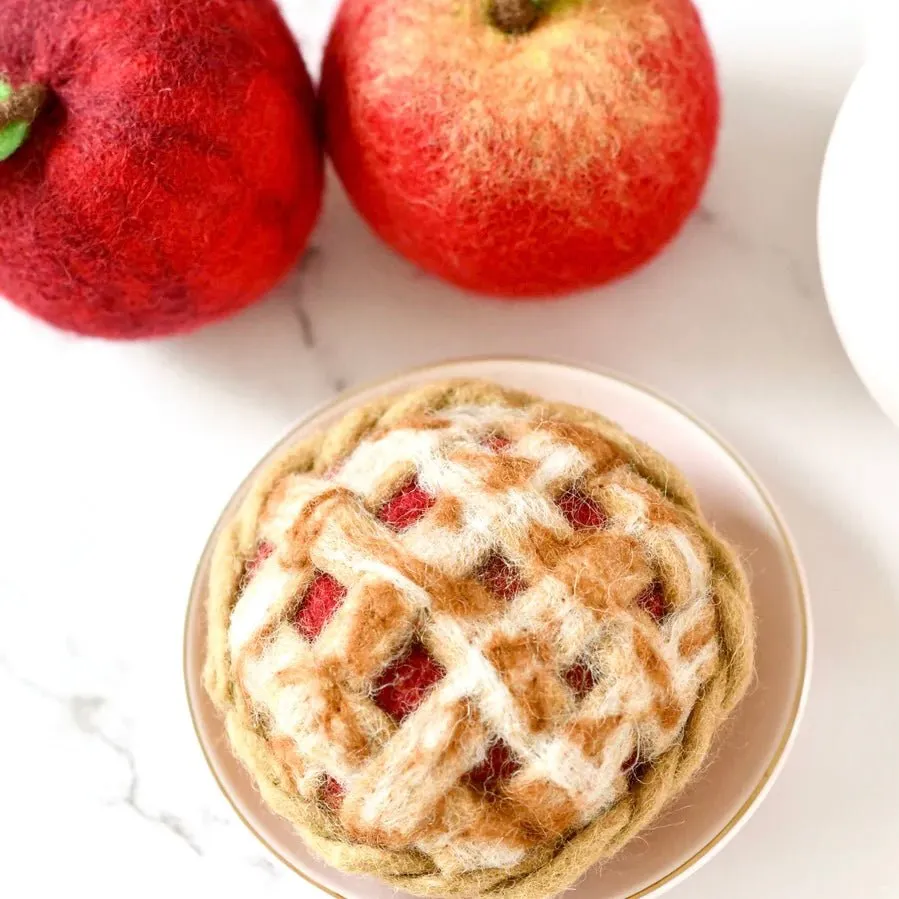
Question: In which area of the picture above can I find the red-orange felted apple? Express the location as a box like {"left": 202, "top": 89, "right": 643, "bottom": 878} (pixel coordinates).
{"left": 0, "top": 0, "right": 323, "bottom": 338}
{"left": 322, "top": 0, "right": 719, "bottom": 297}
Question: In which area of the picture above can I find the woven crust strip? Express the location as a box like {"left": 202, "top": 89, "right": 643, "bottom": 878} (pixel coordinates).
{"left": 204, "top": 379, "right": 754, "bottom": 899}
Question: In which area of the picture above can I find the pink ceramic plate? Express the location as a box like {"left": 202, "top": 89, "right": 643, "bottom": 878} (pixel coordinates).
{"left": 184, "top": 358, "right": 810, "bottom": 899}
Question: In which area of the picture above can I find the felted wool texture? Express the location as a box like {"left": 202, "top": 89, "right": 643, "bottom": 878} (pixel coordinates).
{"left": 0, "top": 0, "right": 323, "bottom": 339}
{"left": 321, "top": 0, "right": 719, "bottom": 298}
{"left": 205, "top": 380, "right": 754, "bottom": 899}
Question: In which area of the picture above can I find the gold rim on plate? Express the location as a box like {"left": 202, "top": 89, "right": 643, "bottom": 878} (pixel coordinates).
{"left": 183, "top": 356, "right": 811, "bottom": 899}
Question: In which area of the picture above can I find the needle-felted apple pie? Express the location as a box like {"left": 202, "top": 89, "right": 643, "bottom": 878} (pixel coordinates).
{"left": 205, "top": 380, "right": 754, "bottom": 899}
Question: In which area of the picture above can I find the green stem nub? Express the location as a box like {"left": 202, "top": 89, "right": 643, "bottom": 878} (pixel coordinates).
{"left": 490, "top": 0, "right": 543, "bottom": 34}
{"left": 0, "top": 81, "right": 48, "bottom": 161}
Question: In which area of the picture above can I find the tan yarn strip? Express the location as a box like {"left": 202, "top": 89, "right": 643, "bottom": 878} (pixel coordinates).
{"left": 204, "top": 379, "right": 755, "bottom": 899}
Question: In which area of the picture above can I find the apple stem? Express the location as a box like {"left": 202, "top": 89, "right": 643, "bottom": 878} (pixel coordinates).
{"left": 490, "top": 0, "right": 543, "bottom": 34}
{"left": 0, "top": 82, "right": 47, "bottom": 130}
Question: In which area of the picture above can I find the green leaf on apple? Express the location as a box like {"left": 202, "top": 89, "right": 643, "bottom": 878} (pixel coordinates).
{"left": 0, "top": 80, "right": 33, "bottom": 162}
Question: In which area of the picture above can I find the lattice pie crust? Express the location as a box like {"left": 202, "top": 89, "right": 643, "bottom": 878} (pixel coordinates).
{"left": 204, "top": 380, "right": 753, "bottom": 897}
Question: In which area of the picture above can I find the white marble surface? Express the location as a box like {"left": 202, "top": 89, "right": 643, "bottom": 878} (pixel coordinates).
{"left": 2, "top": 1, "right": 898, "bottom": 896}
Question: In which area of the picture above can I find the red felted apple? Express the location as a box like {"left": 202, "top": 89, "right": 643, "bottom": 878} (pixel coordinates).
{"left": 0, "top": 0, "right": 323, "bottom": 338}
{"left": 321, "top": 0, "right": 719, "bottom": 297}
